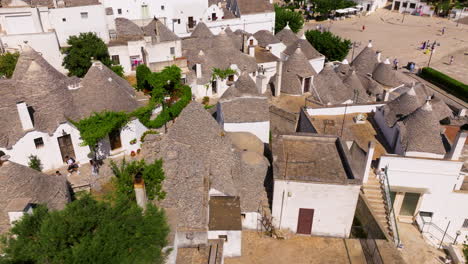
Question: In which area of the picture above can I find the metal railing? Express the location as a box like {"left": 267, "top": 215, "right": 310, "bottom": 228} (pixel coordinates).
{"left": 380, "top": 167, "right": 401, "bottom": 247}
{"left": 416, "top": 211, "right": 455, "bottom": 247}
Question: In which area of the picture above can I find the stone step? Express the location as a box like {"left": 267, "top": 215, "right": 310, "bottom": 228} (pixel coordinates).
{"left": 367, "top": 197, "right": 384, "bottom": 203}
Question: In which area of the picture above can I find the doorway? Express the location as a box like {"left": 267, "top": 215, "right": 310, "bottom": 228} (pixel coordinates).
{"left": 297, "top": 208, "right": 314, "bottom": 234}
{"left": 109, "top": 130, "right": 122, "bottom": 150}
{"left": 57, "top": 134, "right": 76, "bottom": 163}
{"left": 188, "top": 16, "right": 195, "bottom": 29}
{"left": 303, "top": 77, "right": 311, "bottom": 93}
{"left": 400, "top": 192, "right": 420, "bottom": 217}
{"left": 393, "top": 1, "right": 401, "bottom": 11}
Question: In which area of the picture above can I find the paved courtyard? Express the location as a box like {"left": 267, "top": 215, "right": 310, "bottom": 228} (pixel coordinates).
{"left": 305, "top": 9, "right": 468, "bottom": 84}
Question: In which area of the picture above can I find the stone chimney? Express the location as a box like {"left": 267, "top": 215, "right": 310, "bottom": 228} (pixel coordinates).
{"left": 367, "top": 40, "right": 373, "bottom": 48}
{"left": 275, "top": 60, "right": 283, "bottom": 96}
{"left": 248, "top": 45, "right": 255, "bottom": 57}
{"left": 16, "top": 102, "right": 34, "bottom": 130}
{"left": 362, "top": 141, "right": 376, "bottom": 184}
{"left": 134, "top": 172, "right": 147, "bottom": 210}
{"left": 376, "top": 51, "right": 382, "bottom": 63}
{"left": 446, "top": 129, "right": 468, "bottom": 161}
{"left": 256, "top": 74, "right": 267, "bottom": 94}
{"left": 196, "top": 63, "right": 202, "bottom": 79}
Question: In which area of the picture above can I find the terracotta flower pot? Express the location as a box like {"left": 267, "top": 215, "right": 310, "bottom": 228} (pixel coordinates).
{"left": 131, "top": 151, "right": 136, "bottom": 157}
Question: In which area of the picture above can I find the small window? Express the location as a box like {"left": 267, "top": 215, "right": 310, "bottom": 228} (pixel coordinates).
{"left": 80, "top": 12, "right": 88, "bottom": 19}
{"left": 111, "top": 55, "right": 120, "bottom": 64}
{"left": 402, "top": 2, "right": 408, "bottom": 8}
{"left": 170, "top": 47, "right": 175, "bottom": 55}
{"left": 117, "top": 8, "right": 122, "bottom": 14}
{"left": 161, "top": 5, "right": 164, "bottom": 10}
{"left": 249, "top": 39, "right": 254, "bottom": 46}
{"left": 34, "top": 137, "right": 44, "bottom": 149}
{"left": 62, "top": 18, "right": 66, "bottom": 22}
{"left": 463, "top": 219, "right": 468, "bottom": 229}
{"left": 228, "top": 75, "right": 234, "bottom": 82}
{"left": 109, "top": 130, "right": 122, "bottom": 150}
{"left": 409, "top": 3, "right": 416, "bottom": 8}
{"left": 241, "top": 213, "right": 246, "bottom": 219}
{"left": 218, "top": 235, "right": 228, "bottom": 242}
{"left": 177, "top": 19, "right": 181, "bottom": 24}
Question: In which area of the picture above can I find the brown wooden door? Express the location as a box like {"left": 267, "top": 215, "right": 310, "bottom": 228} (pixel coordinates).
{"left": 297, "top": 208, "right": 314, "bottom": 235}
{"left": 109, "top": 130, "right": 122, "bottom": 150}
{"left": 188, "top": 16, "right": 194, "bottom": 28}
{"left": 57, "top": 135, "right": 76, "bottom": 162}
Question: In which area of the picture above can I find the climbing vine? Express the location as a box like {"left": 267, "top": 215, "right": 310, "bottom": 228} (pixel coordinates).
{"left": 72, "top": 111, "right": 129, "bottom": 148}
{"left": 211, "top": 67, "right": 237, "bottom": 81}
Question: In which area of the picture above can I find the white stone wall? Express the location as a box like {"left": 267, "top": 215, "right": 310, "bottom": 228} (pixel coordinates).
{"left": 145, "top": 39, "right": 182, "bottom": 64}
{"left": 2, "top": 32, "right": 66, "bottom": 73}
{"left": 378, "top": 155, "right": 468, "bottom": 240}
{"left": 306, "top": 103, "right": 385, "bottom": 116}
{"left": 1, "top": 119, "right": 147, "bottom": 171}
{"left": 0, "top": 7, "right": 45, "bottom": 34}
{"left": 272, "top": 180, "right": 360, "bottom": 238}
{"left": 223, "top": 122, "right": 270, "bottom": 144}
{"left": 207, "top": 230, "right": 242, "bottom": 258}
{"left": 310, "top": 57, "right": 325, "bottom": 73}
{"left": 242, "top": 212, "right": 260, "bottom": 230}
{"left": 49, "top": 4, "right": 110, "bottom": 46}
{"left": 1, "top": 123, "right": 91, "bottom": 171}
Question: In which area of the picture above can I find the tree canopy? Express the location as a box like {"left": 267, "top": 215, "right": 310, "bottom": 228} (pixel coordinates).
{"left": 0, "top": 195, "right": 169, "bottom": 264}
{"left": 308, "top": 0, "right": 356, "bottom": 18}
{"left": 0, "top": 52, "right": 19, "bottom": 78}
{"left": 275, "top": 5, "right": 304, "bottom": 33}
{"left": 305, "top": 30, "right": 351, "bottom": 61}
{"left": 111, "top": 158, "right": 166, "bottom": 201}
{"left": 63, "top": 32, "right": 124, "bottom": 78}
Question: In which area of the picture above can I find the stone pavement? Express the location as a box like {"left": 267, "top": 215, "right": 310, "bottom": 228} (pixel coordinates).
{"left": 304, "top": 9, "right": 468, "bottom": 84}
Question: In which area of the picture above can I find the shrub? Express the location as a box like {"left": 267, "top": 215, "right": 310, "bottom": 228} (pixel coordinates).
{"left": 28, "top": 155, "right": 42, "bottom": 172}
{"left": 275, "top": 5, "right": 304, "bottom": 33}
{"left": 136, "top": 64, "right": 152, "bottom": 91}
{"left": 110, "top": 65, "right": 125, "bottom": 77}
{"left": 140, "top": 130, "right": 159, "bottom": 142}
{"left": 202, "top": 96, "right": 210, "bottom": 105}
{"left": 305, "top": 30, "right": 351, "bottom": 61}
{"left": 420, "top": 67, "right": 468, "bottom": 102}
{"left": 0, "top": 52, "right": 19, "bottom": 78}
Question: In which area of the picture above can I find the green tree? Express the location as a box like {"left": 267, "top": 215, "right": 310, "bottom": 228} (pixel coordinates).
{"left": 275, "top": 5, "right": 304, "bottom": 33}
{"left": 0, "top": 195, "right": 169, "bottom": 264}
{"left": 305, "top": 30, "right": 351, "bottom": 61}
{"left": 146, "top": 65, "right": 182, "bottom": 101}
{"left": 63, "top": 32, "right": 125, "bottom": 78}
{"left": 308, "top": 0, "right": 355, "bottom": 18}
{"left": 110, "top": 159, "right": 166, "bottom": 201}
{"left": 27, "top": 155, "right": 42, "bottom": 172}
{"left": 110, "top": 65, "right": 125, "bottom": 77}
{"left": 136, "top": 64, "right": 152, "bottom": 91}
{"left": 0, "top": 52, "right": 19, "bottom": 78}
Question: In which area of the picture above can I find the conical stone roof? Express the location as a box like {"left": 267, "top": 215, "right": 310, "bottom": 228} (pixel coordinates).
{"left": 383, "top": 87, "right": 423, "bottom": 127}
{"left": 281, "top": 46, "right": 316, "bottom": 95}
{"left": 372, "top": 60, "right": 401, "bottom": 87}
{"left": 191, "top": 22, "right": 214, "bottom": 38}
{"left": 351, "top": 45, "right": 378, "bottom": 76}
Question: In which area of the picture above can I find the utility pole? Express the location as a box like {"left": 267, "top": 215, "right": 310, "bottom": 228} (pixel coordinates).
{"left": 402, "top": 6, "right": 408, "bottom": 23}
{"left": 427, "top": 45, "right": 435, "bottom": 67}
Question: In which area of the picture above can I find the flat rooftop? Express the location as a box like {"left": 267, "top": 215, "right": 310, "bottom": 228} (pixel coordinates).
{"left": 273, "top": 134, "right": 362, "bottom": 185}
{"left": 304, "top": 112, "right": 389, "bottom": 160}
{"left": 209, "top": 196, "right": 242, "bottom": 231}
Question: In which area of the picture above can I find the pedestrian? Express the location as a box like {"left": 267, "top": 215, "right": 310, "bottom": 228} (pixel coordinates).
{"left": 422, "top": 41, "right": 426, "bottom": 50}
{"left": 393, "top": 58, "right": 399, "bottom": 70}
{"left": 55, "top": 171, "right": 62, "bottom": 177}
{"left": 441, "top": 27, "right": 445, "bottom": 35}
{"left": 362, "top": 25, "right": 366, "bottom": 31}
{"left": 449, "top": 56, "right": 454, "bottom": 65}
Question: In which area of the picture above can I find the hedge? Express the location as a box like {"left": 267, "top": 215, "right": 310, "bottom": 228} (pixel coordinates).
{"left": 420, "top": 67, "right": 468, "bottom": 102}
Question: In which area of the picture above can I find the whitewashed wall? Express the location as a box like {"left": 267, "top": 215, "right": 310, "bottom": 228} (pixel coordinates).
{"left": 49, "top": 5, "right": 110, "bottom": 46}
{"left": 268, "top": 43, "right": 286, "bottom": 58}
{"left": 145, "top": 39, "right": 182, "bottom": 64}
{"left": 1, "top": 123, "right": 90, "bottom": 171}
{"left": 310, "top": 57, "right": 325, "bottom": 73}
{"left": 272, "top": 180, "right": 360, "bottom": 238}
{"left": 1, "top": 32, "right": 66, "bottom": 73}
{"left": 223, "top": 122, "right": 270, "bottom": 144}
{"left": 242, "top": 212, "right": 261, "bottom": 230}
{"left": 0, "top": 7, "right": 45, "bottom": 34}
{"left": 378, "top": 156, "right": 468, "bottom": 240}
{"left": 207, "top": 230, "right": 242, "bottom": 258}
{"left": 306, "top": 103, "right": 385, "bottom": 116}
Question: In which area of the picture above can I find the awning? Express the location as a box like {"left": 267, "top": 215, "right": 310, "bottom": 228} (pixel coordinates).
{"left": 355, "top": 5, "right": 363, "bottom": 8}
{"left": 335, "top": 9, "right": 347, "bottom": 13}
{"left": 345, "top": 7, "right": 358, "bottom": 12}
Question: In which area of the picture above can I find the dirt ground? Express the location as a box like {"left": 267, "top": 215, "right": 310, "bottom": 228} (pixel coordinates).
{"left": 305, "top": 9, "right": 468, "bottom": 83}
{"left": 224, "top": 231, "right": 363, "bottom": 264}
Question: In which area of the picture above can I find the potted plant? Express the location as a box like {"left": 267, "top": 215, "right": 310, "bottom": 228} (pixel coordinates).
{"left": 130, "top": 151, "right": 136, "bottom": 157}
{"left": 129, "top": 138, "right": 137, "bottom": 145}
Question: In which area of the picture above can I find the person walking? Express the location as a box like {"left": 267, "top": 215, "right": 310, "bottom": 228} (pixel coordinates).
{"left": 362, "top": 25, "right": 366, "bottom": 32}
{"left": 393, "top": 58, "right": 399, "bottom": 70}
{"left": 442, "top": 27, "right": 445, "bottom": 35}
{"left": 449, "top": 56, "right": 454, "bottom": 65}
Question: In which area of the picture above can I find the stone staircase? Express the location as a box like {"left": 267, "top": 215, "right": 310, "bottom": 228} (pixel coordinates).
{"left": 362, "top": 173, "right": 394, "bottom": 239}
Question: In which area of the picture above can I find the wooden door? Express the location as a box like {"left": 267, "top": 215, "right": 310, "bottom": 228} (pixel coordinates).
{"left": 57, "top": 135, "right": 76, "bottom": 163}
{"left": 109, "top": 130, "right": 122, "bottom": 150}
{"left": 188, "top": 17, "right": 194, "bottom": 28}
{"left": 297, "top": 208, "right": 314, "bottom": 235}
